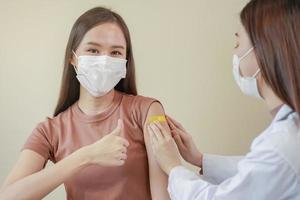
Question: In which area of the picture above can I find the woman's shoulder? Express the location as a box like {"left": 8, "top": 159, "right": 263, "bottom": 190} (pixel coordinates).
{"left": 120, "top": 92, "right": 159, "bottom": 104}
{"left": 119, "top": 92, "right": 161, "bottom": 110}
{"left": 119, "top": 92, "right": 162, "bottom": 125}
{"left": 23, "top": 107, "right": 75, "bottom": 163}
{"left": 35, "top": 104, "right": 75, "bottom": 132}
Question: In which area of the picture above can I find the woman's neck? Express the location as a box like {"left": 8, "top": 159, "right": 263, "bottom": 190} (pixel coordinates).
{"left": 78, "top": 88, "right": 115, "bottom": 115}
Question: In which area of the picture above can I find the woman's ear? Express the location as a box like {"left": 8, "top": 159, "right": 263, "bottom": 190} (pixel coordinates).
{"left": 70, "top": 56, "right": 76, "bottom": 67}
{"left": 70, "top": 50, "right": 78, "bottom": 67}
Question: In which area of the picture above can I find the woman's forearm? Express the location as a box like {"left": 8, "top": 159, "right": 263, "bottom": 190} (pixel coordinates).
{"left": 0, "top": 148, "right": 89, "bottom": 200}
{"left": 0, "top": 119, "right": 128, "bottom": 200}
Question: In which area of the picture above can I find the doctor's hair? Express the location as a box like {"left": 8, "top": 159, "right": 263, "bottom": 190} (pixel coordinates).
{"left": 240, "top": 0, "right": 300, "bottom": 114}
{"left": 54, "top": 7, "right": 137, "bottom": 117}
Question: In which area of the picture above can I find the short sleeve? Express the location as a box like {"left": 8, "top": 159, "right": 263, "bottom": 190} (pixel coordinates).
{"left": 132, "top": 95, "right": 162, "bottom": 128}
{"left": 21, "top": 121, "right": 55, "bottom": 162}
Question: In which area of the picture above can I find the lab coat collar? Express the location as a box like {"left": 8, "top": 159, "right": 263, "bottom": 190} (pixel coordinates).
{"left": 272, "top": 104, "right": 294, "bottom": 123}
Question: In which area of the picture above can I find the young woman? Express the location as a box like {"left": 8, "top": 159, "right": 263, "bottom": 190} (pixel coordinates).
{"left": 148, "top": 0, "right": 300, "bottom": 199}
{"left": 0, "top": 7, "right": 170, "bottom": 200}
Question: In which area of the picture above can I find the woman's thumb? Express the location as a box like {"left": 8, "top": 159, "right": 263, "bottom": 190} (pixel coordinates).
{"left": 111, "top": 119, "right": 123, "bottom": 135}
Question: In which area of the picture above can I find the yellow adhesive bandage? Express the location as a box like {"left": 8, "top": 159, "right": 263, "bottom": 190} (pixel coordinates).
{"left": 149, "top": 115, "right": 167, "bottom": 123}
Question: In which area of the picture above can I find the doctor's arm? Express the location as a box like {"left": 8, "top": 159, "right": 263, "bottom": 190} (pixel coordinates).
{"left": 144, "top": 102, "right": 171, "bottom": 200}
{"left": 148, "top": 122, "right": 293, "bottom": 200}
{"left": 167, "top": 149, "right": 292, "bottom": 200}
{"left": 201, "top": 154, "right": 243, "bottom": 184}
{"left": 167, "top": 116, "right": 243, "bottom": 184}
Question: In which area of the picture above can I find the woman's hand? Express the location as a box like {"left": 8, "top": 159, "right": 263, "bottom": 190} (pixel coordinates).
{"left": 83, "top": 119, "right": 130, "bottom": 167}
{"left": 148, "top": 121, "right": 182, "bottom": 175}
{"left": 167, "top": 116, "right": 203, "bottom": 168}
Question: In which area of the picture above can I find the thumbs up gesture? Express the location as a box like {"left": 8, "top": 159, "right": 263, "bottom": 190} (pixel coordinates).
{"left": 83, "top": 119, "right": 130, "bottom": 167}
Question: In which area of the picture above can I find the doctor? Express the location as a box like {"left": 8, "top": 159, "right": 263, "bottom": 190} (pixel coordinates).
{"left": 147, "top": 0, "right": 300, "bottom": 199}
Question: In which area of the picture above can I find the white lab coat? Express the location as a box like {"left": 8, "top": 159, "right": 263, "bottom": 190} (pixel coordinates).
{"left": 168, "top": 105, "right": 300, "bottom": 200}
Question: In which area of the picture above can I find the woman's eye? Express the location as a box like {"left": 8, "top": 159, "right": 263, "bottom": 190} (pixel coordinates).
{"left": 87, "top": 48, "right": 99, "bottom": 54}
{"left": 111, "top": 51, "right": 122, "bottom": 56}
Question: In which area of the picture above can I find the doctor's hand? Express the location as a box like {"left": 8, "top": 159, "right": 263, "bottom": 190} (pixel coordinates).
{"left": 148, "top": 121, "right": 182, "bottom": 175}
{"left": 167, "top": 116, "right": 203, "bottom": 168}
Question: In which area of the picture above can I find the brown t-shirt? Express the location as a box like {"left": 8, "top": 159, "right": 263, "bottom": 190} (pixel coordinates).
{"left": 22, "top": 91, "right": 159, "bottom": 200}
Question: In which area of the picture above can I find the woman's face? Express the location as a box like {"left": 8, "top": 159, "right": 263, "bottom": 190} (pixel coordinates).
{"left": 233, "top": 25, "right": 260, "bottom": 77}
{"left": 71, "top": 22, "right": 127, "bottom": 66}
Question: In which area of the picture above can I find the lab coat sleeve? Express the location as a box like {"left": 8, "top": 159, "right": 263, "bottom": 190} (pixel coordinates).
{"left": 168, "top": 144, "right": 297, "bottom": 200}
{"left": 202, "top": 154, "right": 243, "bottom": 184}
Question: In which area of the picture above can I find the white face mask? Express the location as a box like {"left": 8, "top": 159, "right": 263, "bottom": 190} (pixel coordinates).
{"left": 73, "top": 51, "right": 127, "bottom": 97}
{"left": 232, "top": 47, "right": 262, "bottom": 99}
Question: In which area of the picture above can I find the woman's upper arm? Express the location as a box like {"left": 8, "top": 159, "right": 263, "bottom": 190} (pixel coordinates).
{"left": 143, "top": 102, "right": 171, "bottom": 200}
{"left": 1, "top": 150, "right": 46, "bottom": 189}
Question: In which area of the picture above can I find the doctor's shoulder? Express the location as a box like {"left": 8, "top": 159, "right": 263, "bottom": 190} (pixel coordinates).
{"left": 264, "top": 113, "right": 300, "bottom": 174}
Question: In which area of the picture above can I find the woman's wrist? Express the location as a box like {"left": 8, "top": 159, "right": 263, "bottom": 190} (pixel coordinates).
{"left": 74, "top": 146, "right": 92, "bottom": 167}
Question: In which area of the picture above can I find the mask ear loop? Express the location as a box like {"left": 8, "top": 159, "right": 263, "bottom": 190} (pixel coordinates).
{"left": 72, "top": 50, "right": 79, "bottom": 73}
{"left": 72, "top": 50, "right": 95, "bottom": 91}
{"left": 252, "top": 68, "right": 261, "bottom": 78}
{"left": 239, "top": 47, "right": 261, "bottom": 78}
{"left": 239, "top": 47, "right": 254, "bottom": 61}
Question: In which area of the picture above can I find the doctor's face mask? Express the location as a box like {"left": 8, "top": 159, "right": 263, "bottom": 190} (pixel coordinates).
{"left": 232, "top": 47, "right": 262, "bottom": 99}
{"left": 232, "top": 25, "right": 262, "bottom": 99}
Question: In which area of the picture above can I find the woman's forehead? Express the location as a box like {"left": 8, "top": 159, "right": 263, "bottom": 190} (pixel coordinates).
{"left": 81, "top": 23, "right": 126, "bottom": 48}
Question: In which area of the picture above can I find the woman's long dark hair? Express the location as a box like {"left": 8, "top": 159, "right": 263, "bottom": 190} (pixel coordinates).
{"left": 54, "top": 7, "right": 137, "bottom": 117}
{"left": 241, "top": 0, "right": 300, "bottom": 113}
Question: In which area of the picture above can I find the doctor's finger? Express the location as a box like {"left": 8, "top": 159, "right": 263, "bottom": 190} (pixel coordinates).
{"left": 174, "top": 127, "right": 192, "bottom": 142}
{"left": 173, "top": 133, "right": 185, "bottom": 149}
{"left": 154, "top": 121, "right": 171, "bottom": 139}
{"left": 148, "top": 126, "right": 159, "bottom": 146}
{"left": 166, "top": 115, "right": 186, "bottom": 131}
{"left": 166, "top": 116, "right": 177, "bottom": 131}
{"left": 149, "top": 123, "right": 164, "bottom": 142}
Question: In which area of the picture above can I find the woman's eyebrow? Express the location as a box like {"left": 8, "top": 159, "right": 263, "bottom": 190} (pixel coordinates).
{"left": 84, "top": 42, "right": 125, "bottom": 49}
{"left": 85, "top": 41, "right": 102, "bottom": 47}
{"left": 111, "top": 45, "right": 125, "bottom": 49}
